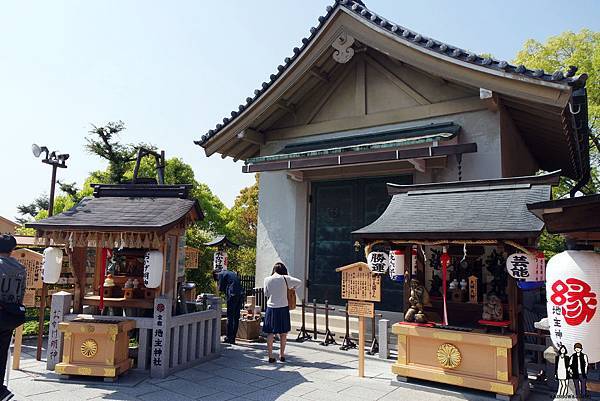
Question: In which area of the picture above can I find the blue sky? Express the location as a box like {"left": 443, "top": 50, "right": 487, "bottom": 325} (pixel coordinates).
{"left": 0, "top": 0, "right": 598, "bottom": 221}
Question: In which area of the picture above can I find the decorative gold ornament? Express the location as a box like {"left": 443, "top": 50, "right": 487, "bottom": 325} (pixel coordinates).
{"left": 437, "top": 343, "right": 461, "bottom": 369}
{"left": 80, "top": 339, "right": 98, "bottom": 358}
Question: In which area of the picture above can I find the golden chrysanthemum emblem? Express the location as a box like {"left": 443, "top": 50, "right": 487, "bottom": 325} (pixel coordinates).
{"left": 80, "top": 339, "right": 98, "bottom": 358}
{"left": 437, "top": 343, "right": 461, "bottom": 369}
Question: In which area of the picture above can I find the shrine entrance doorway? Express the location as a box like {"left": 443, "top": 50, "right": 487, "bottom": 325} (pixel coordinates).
{"left": 308, "top": 175, "right": 412, "bottom": 311}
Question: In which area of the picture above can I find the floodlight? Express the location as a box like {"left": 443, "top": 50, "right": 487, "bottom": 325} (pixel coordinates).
{"left": 32, "top": 144, "right": 41, "bottom": 157}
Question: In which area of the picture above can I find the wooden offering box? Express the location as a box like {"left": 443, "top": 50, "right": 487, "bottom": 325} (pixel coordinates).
{"left": 392, "top": 323, "right": 517, "bottom": 396}
{"left": 55, "top": 318, "right": 135, "bottom": 379}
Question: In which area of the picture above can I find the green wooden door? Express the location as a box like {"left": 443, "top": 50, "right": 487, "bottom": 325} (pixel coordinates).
{"left": 308, "top": 175, "right": 412, "bottom": 311}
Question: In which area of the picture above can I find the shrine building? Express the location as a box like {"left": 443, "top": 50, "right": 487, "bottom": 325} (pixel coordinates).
{"left": 194, "top": 0, "right": 590, "bottom": 311}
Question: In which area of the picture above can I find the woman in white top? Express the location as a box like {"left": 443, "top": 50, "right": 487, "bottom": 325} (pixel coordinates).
{"left": 554, "top": 344, "right": 570, "bottom": 397}
{"left": 263, "top": 262, "right": 301, "bottom": 363}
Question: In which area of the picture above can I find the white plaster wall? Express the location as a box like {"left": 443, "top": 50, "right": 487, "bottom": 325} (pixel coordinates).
{"left": 255, "top": 171, "right": 308, "bottom": 297}
{"left": 255, "top": 108, "right": 502, "bottom": 291}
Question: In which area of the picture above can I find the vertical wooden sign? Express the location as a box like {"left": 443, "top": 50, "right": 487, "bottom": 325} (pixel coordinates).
{"left": 468, "top": 275, "right": 478, "bottom": 304}
{"left": 336, "top": 262, "right": 381, "bottom": 378}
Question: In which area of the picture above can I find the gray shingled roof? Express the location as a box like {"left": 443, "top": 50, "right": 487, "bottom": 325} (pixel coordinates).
{"left": 26, "top": 184, "right": 203, "bottom": 232}
{"left": 195, "top": 0, "right": 587, "bottom": 147}
{"left": 352, "top": 172, "right": 559, "bottom": 240}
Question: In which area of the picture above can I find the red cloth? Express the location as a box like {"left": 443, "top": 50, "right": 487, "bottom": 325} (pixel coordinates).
{"left": 440, "top": 250, "right": 450, "bottom": 325}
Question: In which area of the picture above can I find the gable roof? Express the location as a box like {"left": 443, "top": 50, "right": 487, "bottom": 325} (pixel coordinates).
{"left": 352, "top": 171, "right": 560, "bottom": 240}
{"left": 26, "top": 184, "right": 203, "bottom": 233}
{"left": 0, "top": 216, "right": 19, "bottom": 228}
{"left": 195, "top": 1, "right": 588, "bottom": 150}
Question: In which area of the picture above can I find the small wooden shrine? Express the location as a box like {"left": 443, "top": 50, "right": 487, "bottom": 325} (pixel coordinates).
{"left": 27, "top": 183, "right": 222, "bottom": 379}
{"left": 352, "top": 172, "right": 559, "bottom": 398}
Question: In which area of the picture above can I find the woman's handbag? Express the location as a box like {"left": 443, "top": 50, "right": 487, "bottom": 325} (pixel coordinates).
{"left": 0, "top": 303, "right": 26, "bottom": 331}
{"left": 283, "top": 277, "right": 297, "bottom": 310}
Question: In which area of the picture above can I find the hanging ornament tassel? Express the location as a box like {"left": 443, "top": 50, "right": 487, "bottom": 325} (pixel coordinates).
{"left": 440, "top": 247, "right": 450, "bottom": 326}
{"left": 460, "top": 243, "right": 467, "bottom": 263}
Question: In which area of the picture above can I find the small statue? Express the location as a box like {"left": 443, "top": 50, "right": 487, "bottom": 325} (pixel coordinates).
{"left": 482, "top": 294, "right": 504, "bottom": 321}
{"left": 405, "top": 279, "right": 428, "bottom": 323}
{"left": 124, "top": 278, "right": 134, "bottom": 288}
{"left": 133, "top": 278, "right": 140, "bottom": 289}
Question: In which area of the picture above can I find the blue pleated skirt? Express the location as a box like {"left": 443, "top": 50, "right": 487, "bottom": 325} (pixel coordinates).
{"left": 262, "top": 306, "right": 291, "bottom": 334}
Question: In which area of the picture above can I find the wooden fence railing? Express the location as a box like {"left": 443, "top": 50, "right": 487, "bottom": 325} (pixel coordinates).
{"left": 48, "top": 292, "right": 221, "bottom": 379}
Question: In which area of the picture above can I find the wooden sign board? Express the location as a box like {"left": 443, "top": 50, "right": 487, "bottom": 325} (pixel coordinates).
{"left": 336, "top": 262, "right": 381, "bottom": 302}
{"left": 13, "top": 248, "right": 43, "bottom": 289}
{"left": 348, "top": 300, "right": 374, "bottom": 318}
{"left": 23, "top": 289, "right": 36, "bottom": 308}
{"left": 468, "top": 275, "right": 478, "bottom": 304}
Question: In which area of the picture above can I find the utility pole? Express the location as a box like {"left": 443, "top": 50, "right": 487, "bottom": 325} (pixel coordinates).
{"left": 31, "top": 144, "right": 69, "bottom": 360}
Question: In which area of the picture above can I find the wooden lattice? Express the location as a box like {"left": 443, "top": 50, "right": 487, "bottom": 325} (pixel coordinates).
{"left": 184, "top": 246, "right": 200, "bottom": 269}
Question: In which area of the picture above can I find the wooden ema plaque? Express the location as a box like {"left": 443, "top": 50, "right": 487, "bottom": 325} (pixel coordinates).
{"left": 348, "top": 300, "right": 374, "bottom": 318}
{"left": 337, "top": 262, "right": 381, "bottom": 302}
{"left": 336, "top": 262, "right": 381, "bottom": 378}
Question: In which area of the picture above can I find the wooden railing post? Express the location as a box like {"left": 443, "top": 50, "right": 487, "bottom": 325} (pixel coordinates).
{"left": 47, "top": 291, "right": 72, "bottom": 371}
{"left": 206, "top": 295, "right": 221, "bottom": 353}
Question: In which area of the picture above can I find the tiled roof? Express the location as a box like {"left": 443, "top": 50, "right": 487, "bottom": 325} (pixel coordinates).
{"left": 352, "top": 171, "right": 560, "bottom": 240}
{"left": 195, "top": 0, "right": 588, "bottom": 147}
{"left": 26, "top": 184, "right": 203, "bottom": 232}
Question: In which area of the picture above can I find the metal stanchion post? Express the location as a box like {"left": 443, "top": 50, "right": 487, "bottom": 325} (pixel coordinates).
{"left": 312, "top": 299, "right": 318, "bottom": 340}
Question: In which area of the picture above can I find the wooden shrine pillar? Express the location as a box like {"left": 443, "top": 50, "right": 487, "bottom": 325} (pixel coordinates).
{"left": 70, "top": 247, "right": 88, "bottom": 313}
{"left": 402, "top": 245, "right": 412, "bottom": 316}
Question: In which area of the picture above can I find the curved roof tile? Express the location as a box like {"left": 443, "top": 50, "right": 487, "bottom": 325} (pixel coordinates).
{"left": 195, "top": 0, "right": 587, "bottom": 147}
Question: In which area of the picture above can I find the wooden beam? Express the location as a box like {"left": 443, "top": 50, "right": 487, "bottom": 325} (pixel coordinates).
{"left": 287, "top": 171, "right": 304, "bottom": 182}
{"left": 237, "top": 128, "right": 264, "bottom": 145}
{"left": 408, "top": 158, "right": 426, "bottom": 172}
{"left": 235, "top": 144, "right": 259, "bottom": 162}
{"left": 309, "top": 67, "right": 330, "bottom": 82}
{"left": 480, "top": 88, "right": 498, "bottom": 112}
{"left": 232, "top": 143, "right": 254, "bottom": 162}
{"left": 219, "top": 139, "right": 241, "bottom": 159}
{"left": 303, "top": 59, "right": 356, "bottom": 125}
{"left": 70, "top": 247, "right": 87, "bottom": 314}
{"left": 355, "top": 56, "right": 366, "bottom": 116}
{"left": 266, "top": 97, "right": 485, "bottom": 141}
{"left": 276, "top": 100, "right": 296, "bottom": 114}
{"left": 365, "top": 54, "right": 431, "bottom": 105}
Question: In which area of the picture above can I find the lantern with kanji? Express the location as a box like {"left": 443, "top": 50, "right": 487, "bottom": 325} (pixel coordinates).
{"left": 143, "top": 250, "right": 163, "bottom": 289}
{"left": 42, "top": 247, "right": 63, "bottom": 284}
{"left": 367, "top": 251, "right": 389, "bottom": 274}
{"left": 213, "top": 250, "right": 228, "bottom": 272}
{"left": 546, "top": 250, "right": 600, "bottom": 362}
{"left": 389, "top": 250, "right": 404, "bottom": 283}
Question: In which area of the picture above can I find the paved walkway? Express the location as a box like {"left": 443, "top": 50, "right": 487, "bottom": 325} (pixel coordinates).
{"left": 7, "top": 339, "right": 555, "bottom": 401}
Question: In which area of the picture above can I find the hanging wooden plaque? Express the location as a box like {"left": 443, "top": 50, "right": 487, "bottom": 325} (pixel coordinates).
{"left": 348, "top": 300, "right": 375, "bottom": 318}
{"left": 336, "top": 262, "right": 381, "bottom": 302}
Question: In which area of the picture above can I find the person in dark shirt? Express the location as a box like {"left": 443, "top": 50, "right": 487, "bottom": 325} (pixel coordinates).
{"left": 0, "top": 235, "right": 27, "bottom": 401}
{"left": 214, "top": 269, "right": 244, "bottom": 344}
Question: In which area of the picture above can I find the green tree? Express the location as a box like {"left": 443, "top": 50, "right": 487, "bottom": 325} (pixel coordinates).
{"left": 85, "top": 121, "right": 138, "bottom": 184}
{"left": 514, "top": 29, "right": 600, "bottom": 195}
{"left": 225, "top": 175, "right": 259, "bottom": 276}
{"left": 514, "top": 29, "right": 599, "bottom": 257}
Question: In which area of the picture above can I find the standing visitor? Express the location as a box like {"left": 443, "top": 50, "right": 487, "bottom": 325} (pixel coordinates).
{"left": 263, "top": 262, "right": 301, "bottom": 363}
{"left": 554, "top": 344, "right": 570, "bottom": 397}
{"left": 214, "top": 269, "right": 244, "bottom": 344}
{"left": 570, "top": 342, "right": 589, "bottom": 398}
{"left": 0, "top": 235, "right": 27, "bottom": 401}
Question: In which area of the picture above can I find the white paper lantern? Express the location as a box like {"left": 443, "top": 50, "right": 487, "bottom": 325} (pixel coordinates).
{"left": 389, "top": 250, "right": 405, "bottom": 282}
{"left": 546, "top": 250, "right": 600, "bottom": 363}
{"left": 411, "top": 247, "right": 418, "bottom": 276}
{"left": 506, "top": 253, "right": 539, "bottom": 282}
{"left": 367, "top": 251, "right": 388, "bottom": 274}
{"left": 143, "top": 251, "right": 163, "bottom": 289}
{"left": 42, "top": 247, "right": 63, "bottom": 284}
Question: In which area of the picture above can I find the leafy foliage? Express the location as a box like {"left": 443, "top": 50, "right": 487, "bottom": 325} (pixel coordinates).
{"left": 84, "top": 121, "right": 138, "bottom": 184}
{"left": 514, "top": 29, "right": 600, "bottom": 195}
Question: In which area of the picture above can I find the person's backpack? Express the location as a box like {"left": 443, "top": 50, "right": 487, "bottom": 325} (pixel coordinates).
{"left": 283, "top": 276, "right": 296, "bottom": 310}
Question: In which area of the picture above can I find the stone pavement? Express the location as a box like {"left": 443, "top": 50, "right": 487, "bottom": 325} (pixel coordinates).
{"left": 6, "top": 338, "right": 554, "bottom": 401}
